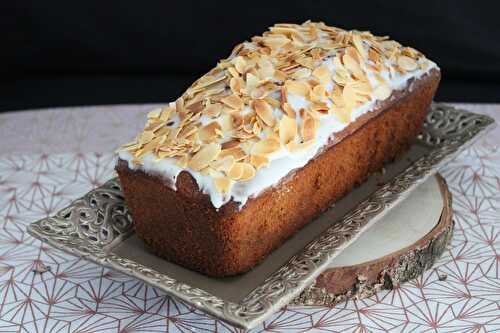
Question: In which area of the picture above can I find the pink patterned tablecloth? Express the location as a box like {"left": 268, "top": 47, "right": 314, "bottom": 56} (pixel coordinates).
{"left": 0, "top": 103, "right": 498, "bottom": 332}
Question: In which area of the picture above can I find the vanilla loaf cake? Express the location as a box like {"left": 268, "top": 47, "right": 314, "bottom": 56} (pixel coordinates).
{"left": 116, "top": 21, "right": 440, "bottom": 277}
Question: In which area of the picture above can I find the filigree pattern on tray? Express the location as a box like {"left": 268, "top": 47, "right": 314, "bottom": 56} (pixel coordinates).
{"left": 27, "top": 104, "right": 495, "bottom": 329}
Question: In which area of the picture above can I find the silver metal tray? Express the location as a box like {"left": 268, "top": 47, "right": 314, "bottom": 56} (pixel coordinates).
{"left": 27, "top": 104, "right": 494, "bottom": 329}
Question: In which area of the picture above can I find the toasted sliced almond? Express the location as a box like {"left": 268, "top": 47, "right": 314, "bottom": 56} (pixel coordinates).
{"left": 301, "top": 116, "right": 318, "bottom": 141}
{"left": 220, "top": 114, "right": 233, "bottom": 133}
{"left": 250, "top": 86, "right": 267, "bottom": 99}
{"left": 252, "top": 121, "right": 262, "bottom": 136}
{"left": 333, "top": 71, "right": 349, "bottom": 86}
{"left": 342, "top": 84, "right": 359, "bottom": 109}
{"left": 188, "top": 143, "right": 221, "bottom": 171}
{"left": 199, "top": 166, "right": 211, "bottom": 176}
{"left": 312, "top": 64, "right": 331, "bottom": 85}
{"left": 221, "top": 139, "right": 240, "bottom": 149}
{"left": 245, "top": 72, "right": 260, "bottom": 91}
{"left": 295, "top": 56, "right": 314, "bottom": 69}
{"left": 265, "top": 96, "right": 281, "bottom": 108}
{"left": 374, "top": 84, "right": 392, "bottom": 100}
{"left": 274, "top": 69, "right": 288, "bottom": 81}
{"left": 397, "top": 55, "right": 418, "bottom": 71}
{"left": 250, "top": 154, "right": 269, "bottom": 170}
{"left": 120, "top": 141, "right": 139, "bottom": 151}
{"left": 285, "top": 80, "right": 310, "bottom": 96}
{"left": 191, "top": 74, "right": 227, "bottom": 92}
{"left": 221, "top": 94, "right": 244, "bottom": 110}
{"left": 219, "top": 146, "right": 246, "bottom": 161}
{"left": 138, "top": 131, "right": 155, "bottom": 145}
{"left": 178, "top": 123, "right": 198, "bottom": 139}
{"left": 333, "top": 107, "right": 351, "bottom": 123}
{"left": 252, "top": 99, "right": 275, "bottom": 127}
{"left": 311, "top": 102, "right": 329, "bottom": 115}
{"left": 175, "top": 97, "right": 185, "bottom": 113}
{"left": 263, "top": 35, "right": 290, "bottom": 49}
{"left": 266, "top": 129, "right": 280, "bottom": 142}
{"left": 257, "top": 57, "right": 275, "bottom": 79}
{"left": 282, "top": 102, "right": 296, "bottom": 118}
{"left": 227, "top": 162, "right": 244, "bottom": 180}
{"left": 176, "top": 155, "right": 189, "bottom": 168}
{"left": 369, "top": 47, "right": 381, "bottom": 64}
{"left": 310, "top": 84, "right": 327, "bottom": 102}
{"left": 373, "top": 72, "right": 387, "bottom": 85}
{"left": 213, "top": 177, "right": 232, "bottom": 194}
{"left": 186, "top": 100, "right": 204, "bottom": 114}
{"left": 346, "top": 46, "right": 360, "bottom": 62}
{"left": 343, "top": 52, "right": 364, "bottom": 79}
{"left": 291, "top": 67, "right": 312, "bottom": 80}
{"left": 147, "top": 108, "right": 162, "bottom": 119}
{"left": 251, "top": 138, "right": 281, "bottom": 156}
{"left": 401, "top": 47, "right": 420, "bottom": 58}
{"left": 199, "top": 121, "right": 222, "bottom": 142}
{"left": 203, "top": 103, "right": 223, "bottom": 118}
{"left": 145, "top": 119, "right": 163, "bottom": 132}
{"left": 233, "top": 129, "right": 255, "bottom": 140}
{"left": 142, "top": 138, "right": 160, "bottom": 154}
{"left": 233, "top": 56, "right": 247, "bottom": 74}
{"left": 210, "top": 155, "right": 235, "bottom": 173}
{"left": 160, "top": 106, "right": 174, "bottom": 121}
{"left": 239, "top": 163, "right": 256, "bottom": 181}
{"left": 311, "top": 47, "right": 323, "bottom": 60}
{"left": 279, "top": 115, "right": 297, "bottom": 144}
{"left": 229, "top": 77, "right": 244, "bottom": 94}
{"left": 352, "top": 33, "right": 367, "bottom": 60}
{"left": 231, "top": 113, "right": 243, "bottom": 128}
{"left": 227, "top": 66, "right": 240, "bottom": 78}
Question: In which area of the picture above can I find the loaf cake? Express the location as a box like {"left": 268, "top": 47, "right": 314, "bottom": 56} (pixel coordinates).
{"left": 116, "top": 21, "right": 440, "bottom": 277}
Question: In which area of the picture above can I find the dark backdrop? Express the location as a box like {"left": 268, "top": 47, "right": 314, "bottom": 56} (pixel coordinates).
{"left": 2, "top": 1, "right": 499, "bottom": 112}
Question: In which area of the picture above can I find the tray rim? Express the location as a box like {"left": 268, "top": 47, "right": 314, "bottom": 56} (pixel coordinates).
{"left": 27, "top": 103, "right": 495, "bottom": 329}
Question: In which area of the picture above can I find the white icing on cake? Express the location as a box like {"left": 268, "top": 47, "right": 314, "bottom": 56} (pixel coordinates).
{"left": 117, "top": 22, "right": 439, "bottom": 209}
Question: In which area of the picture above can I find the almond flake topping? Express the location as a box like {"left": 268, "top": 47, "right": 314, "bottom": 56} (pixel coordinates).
{"left": 147, "top": 108, "right": 162, "bottom": 119}
{"left": 301, "top": 116, "right": 319, "bottom": 142}
{"left": 238, "top": 163, "right": 257, "bottom": 181}
{"left": 219, "top": 146, "right": 247, "bottom": 161}
{"left": 221, "top": 94, "right": 244, "bottom": 110}
{"left": 282, "top": 102, "right": 296, "bottom": 118}
{"left": 213, "top": 177, "right": 232, "bottom": 194}
{"left": 227, "top": 162, "right": 249, "bottom": 180}
{"left": 285, "top": 80, "right": 310, "bottom": 96}
{"left": 250, "top": 154, "right": 269, "bottom": 170}
{"left": 118, "top": 21, "right": 434, "bottom": 196}
{"left": 279, "top": 115, "right": 297, "bottom": 144}
{"left": 312, "top": 64, "right": 331, "bottom": 85}
{"left": 251, "top": 138, "right": 281, "bottom": 156}
{"left": 374, "top": 84, "right": 392, "bottom": 100}
{"left": 397, "top": 55, "right": 418, "bottom": 72}
{"left": 199, "top": 122, "right": 222, "bottom": 142}
{"left": 211, "top": 155, "right": 235, "bottom": 173}
{"left": 188, "top": 143, "right": 221, "bottom": 171}
{"left": 252, "top": 99, "right": 275, "bottom": 127}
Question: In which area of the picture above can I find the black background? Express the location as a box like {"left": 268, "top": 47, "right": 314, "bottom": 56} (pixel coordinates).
{"left": 2, "top": 1, "right": 499, "bottom": 112}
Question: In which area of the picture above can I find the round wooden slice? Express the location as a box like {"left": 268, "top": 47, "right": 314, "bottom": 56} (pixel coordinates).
{"left": 294, "top": 173, "right": 453, "bottom": 305}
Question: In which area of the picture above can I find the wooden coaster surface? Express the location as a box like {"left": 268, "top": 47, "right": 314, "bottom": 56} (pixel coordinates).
{"left": 294, "top": 173, "right": 453, "bottom": 305}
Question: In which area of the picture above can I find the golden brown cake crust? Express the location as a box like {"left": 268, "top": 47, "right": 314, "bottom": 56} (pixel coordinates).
{"left": 116, "top": 70, "right": 440, "bottom": 277}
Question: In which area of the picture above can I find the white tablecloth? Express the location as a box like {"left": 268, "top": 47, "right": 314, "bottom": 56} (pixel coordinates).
{"left": 0, "top": 103, "right": 498, "bottom": 332}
